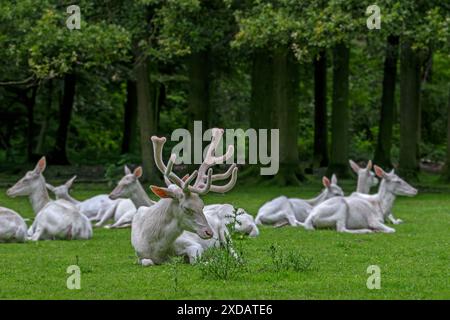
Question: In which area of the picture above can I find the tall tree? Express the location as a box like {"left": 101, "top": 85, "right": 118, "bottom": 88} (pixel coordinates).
{"left": 188, "top": 50, "right": 212, "bottom": 132}
{"left": 49, "top": 73, "right": 76, "bottom": 164}
{"left": 313, "top": 50, "right": 328, "bottom": 167}
{"left": 398, "top": 40, "right": 422, "bottom": 180}
{"left": 374, "top": 35, "right": 400, "bottom": 168}
{"left": 121, "top": 80, "right": 138, "bottom": 154}
{"left": 327, "top": 43, "right": 350, "bottom": 177}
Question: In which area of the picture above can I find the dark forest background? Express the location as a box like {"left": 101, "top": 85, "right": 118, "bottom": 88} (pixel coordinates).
{"left": 0, "top": 0, "right": 449, "bottom": 185}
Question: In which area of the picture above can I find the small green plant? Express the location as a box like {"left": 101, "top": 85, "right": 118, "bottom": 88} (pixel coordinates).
{"left": 196, "top": 235, "right": 247, "bottom": 281}
{"left": 268, "top": 244, "right": 314, "bottom": 273}
{"left": 169, "top": 256, "right": 185, "bottom": 293}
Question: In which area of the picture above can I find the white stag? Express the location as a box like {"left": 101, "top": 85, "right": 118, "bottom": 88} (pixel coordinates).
{"left": 255, "top": 175, "right": 344, "bottom": 227}
{"left": 132, "top": 128, "right": 238, "bottom": 266}
{"left": 6, "top": 157, "right": 92, "bottom": 240}
{"left": 0, "top": 207, "right": 28, "bottom": 243}
{"left": 302, "top": 165, "right": 417, "bottom": 233}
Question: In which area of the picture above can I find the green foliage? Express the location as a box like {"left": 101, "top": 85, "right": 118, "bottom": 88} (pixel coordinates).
{"left": 268, "top": 244, "right": 314, "bottom": 273}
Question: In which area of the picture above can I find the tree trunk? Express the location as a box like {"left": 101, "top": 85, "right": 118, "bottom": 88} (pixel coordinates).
{"left": 136, "top": 59, "right": 158, "bottom": 182}
{"left": 443, "top": 87, "right": 450, "bottom": 181}
{"left": 399, "top": 40, "right": 422, "bottom": 180}
{"left": 272, "top": 48, "right": 302, "bottom": 185}
{"left": 36, "top": 79, "right": 53, "bottom": 155}
{"left": 121, "top": 80, "right": 138, "bottom": 154}
{"left": 50, "top": 73, "right": 76, "bottom": 165}
{"left": 313, "top": 50, "right": 329, "bottom": 168}
{"left": 374, "top": 35, "right": 399, "bottom": 169}
{"left": 250, "top": 50, "right": 274, "bottom": 130}
{"left": 25, "top": 86, "right": 38, "bottom": 162}
{"left": 327, "top": 43, "right": 350, "bottom": 178}
{"left": 188, "top": 50, "right": 211, "bottom": 132}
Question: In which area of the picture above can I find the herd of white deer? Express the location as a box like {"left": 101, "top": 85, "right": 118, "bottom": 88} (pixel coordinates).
{"left": 0, "top": 128, "right": 417, "bottom": 266}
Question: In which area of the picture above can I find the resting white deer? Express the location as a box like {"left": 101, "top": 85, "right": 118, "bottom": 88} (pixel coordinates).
{"left": 0, "top": 207, "right": 28, "bottom": 243}
{"left": 349, "top": 159, "right": 403, "bottom": 225}
{"left": 255, "top": 174, "right": 344, "bottom": 227}
{"left": 349, "top": 160, "right": 378, "bottom": 193}
{"left": 203, "top": 204, "right": 259, "bottom": 237}
{"left": 302, "top": 165, "right": 417, "bottom": 233}
{"left": 6, "top": 157, "right": 92, "bottom": 240}
{"left": 106, "top": 165, "right": 156, "bottom": 228}
{"left": 132, "top": 128, "right": 238, "bottom": 266}
{"left": 46, "top": 174, "right": 137, "bottom": 228}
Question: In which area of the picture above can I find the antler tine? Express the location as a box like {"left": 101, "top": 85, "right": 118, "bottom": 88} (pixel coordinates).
{"left": 151, "top": 136, "right": 168, "bottom": 175}
{"left": 194, "top": 128, "right": 234, "bottom": 186}
{"left": 182, "top": 170, "right": 198, "bottom": 191}
{"left": 209, "top": 166, "right": 238, "bottom": 194}
{"left": 189, "top": 169, "right": 213, "bottom": 195}
{"left": 212, "top": 163, "right": 236, "bottom": 182}
{"left": 164, "top": 154, "right": 184, "bottom": 187}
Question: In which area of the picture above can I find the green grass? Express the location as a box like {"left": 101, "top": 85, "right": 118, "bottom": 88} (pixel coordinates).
{"left": 0, "top": 179, "right": 449, "bottom": 300}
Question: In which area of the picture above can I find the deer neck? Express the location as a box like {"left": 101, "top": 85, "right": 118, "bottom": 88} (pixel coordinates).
{"left": 152, "top": 199, "right": 185, "bottom": 246}
{"left": 305, "top": 189, "right": 328, "bottom": 207}
{"left": 130, "top": 181, "right": 153, "bottom": 208}
{"left": 62, "top": 193, "right": 80, "bottom": 205}
{"left": 29, "top": 176, "right": 51, "bottom": 214}
{"left": 356, "top": 176, "right": 370, "bottom": 194}
{"left": 376, "top": 180, "right": 396, "bottom": 218}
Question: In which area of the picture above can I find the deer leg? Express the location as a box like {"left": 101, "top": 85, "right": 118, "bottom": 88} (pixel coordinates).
{"left": 186, "top": 245, "right": 203, "bottom": 264}
{"left": 336, "top": 218, "right": 373, "bottom": 234}
{"left": 140, "top": 258, "right": 154, "bottom": 266}
{"left": 95, "top": 205, "right": 116, "bottom": 227}
{"left": 30, "top": 226, "right": 44, "bottom": 241}
{"left": 387, "top": 212, "right": 403, "bottom": 225}
{"left": 370, "top": 221, "right": 396, "bottom": 233}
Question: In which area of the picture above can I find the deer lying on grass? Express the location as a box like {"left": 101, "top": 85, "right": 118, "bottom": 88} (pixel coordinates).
{"left": 349, "top": 160, "right": 378, "bottom": 193}
{"left": 0, "top": 207, "right": 28, "bottom": 243}
{"left": 349, "top": 160, "right": 403, "bottom": 225}
{"left": 255, "top": 175, "right": 344, "bottom": 227}
{"left": 46, "top": 173, "right": 138, "bottom": 228}
{"left": 204, "top": 204, "right": 259, "bottom": 237}
{"left": 6, "top": 157, "right": 92, "bottom": 240}
{"left": 302, "top": 165, "right": 417, "bottom": 233}
{"left": 132, "top": 128, "right": 238, "bottom": 266}
{"left": 106, "top": 166, "right": 156, "bottom": 228}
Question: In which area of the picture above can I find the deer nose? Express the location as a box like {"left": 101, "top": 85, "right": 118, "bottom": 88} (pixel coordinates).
{"left": 205, "top": 229, "right": 213, "bottom": 238}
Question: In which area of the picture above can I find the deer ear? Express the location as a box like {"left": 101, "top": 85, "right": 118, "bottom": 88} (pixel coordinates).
{"left": 46, "top": 184, "right": 55, "bottom": 192}
{"left": 124, "top": 165, "right": 132, "bottom": 175}
{"left": 331, "top": 174, "right": 338, "bottom": 185}
{"left": 181, "top": 174, "right": 190, "bottom": 182}
{"left": 66, "top": 176, "right": 77, "bottom": 188}
{"left": 349, "top": 160, "right": 360, "bottom": 173}
{"left": 134, "top": 167, "right": 143, "bottom": 178}
{"left": 150, "top": 185, "right": 174, "bottom": 199}
{"left": 322, "top": 176, "right": 331, "bottom": 188}
{"left": 34, "top": 157, "right": 47, "bottom": 174}
{"left": 374, "top": 165, "right": 386, "bottom": 178}
{"left": 366, "top": 160, "right": 373, "bottom": 170}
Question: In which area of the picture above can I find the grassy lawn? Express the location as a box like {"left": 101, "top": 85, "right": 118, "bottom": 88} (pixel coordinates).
{"left": 0, "top": 178, "right": 449, "bottom": 300}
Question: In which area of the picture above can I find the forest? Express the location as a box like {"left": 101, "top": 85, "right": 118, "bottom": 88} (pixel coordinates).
{"left": 0, "top": 0, "right": 449, "bottom": 184}
{"left": 0, "top": 0, "right": 449, "bottom": 301}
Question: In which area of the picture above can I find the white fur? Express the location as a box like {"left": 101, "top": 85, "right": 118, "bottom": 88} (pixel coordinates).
{"left": 0, "top": 207, "right": 28, "bottom": 243}
{"left": 303, "top": 167, "right": 417, "bottom": 233}
{"left": 255, "top": 174, "right": 344, "bottom": 227}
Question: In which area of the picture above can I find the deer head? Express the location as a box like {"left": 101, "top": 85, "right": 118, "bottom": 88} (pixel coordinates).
{"left": 109, "top": 166, "right": 143, "bottom": 200}
{"left": 374, "top": 165, "right": 418, "bottom": 197}
{"left": 46, "top": 176, "right": 77, "bottom": 199}
{"left": 322, "top": 174, "right": 344, "bottom": 199}
{"left": 150, "top": 128, "right": 238, "bottom": 239}
{"left": 7, "top": 157, "right": 47, "bottom": 197}
{"left": 349, "top": 159, "right": 378, "bottom": 192}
